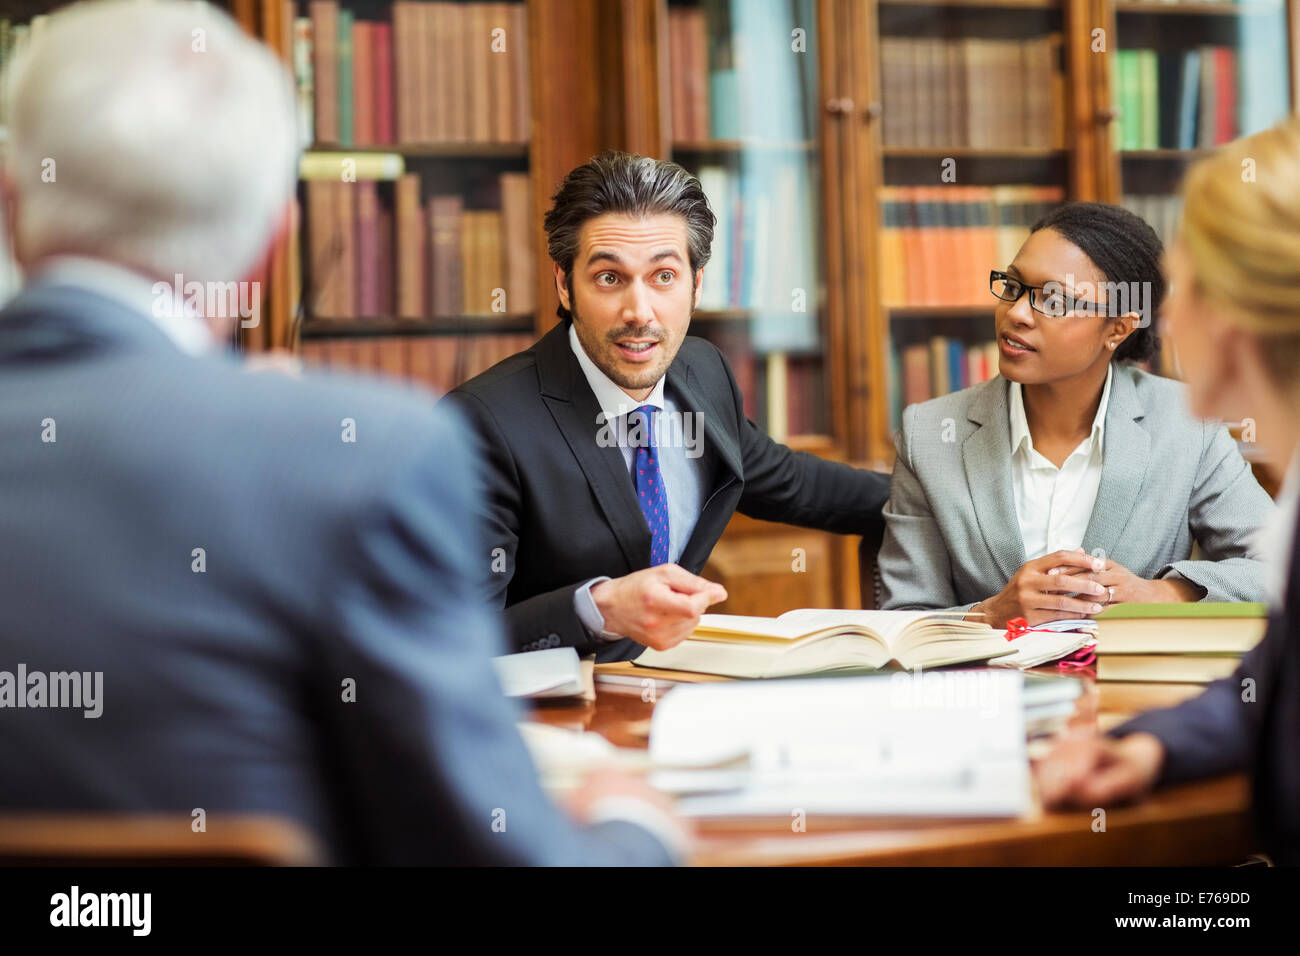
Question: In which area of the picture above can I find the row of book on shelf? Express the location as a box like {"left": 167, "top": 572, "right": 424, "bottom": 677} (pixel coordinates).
{"left": 302, "top": 167, "right": 535, "bottom": 322}
{"left": 693, "top": 163, "right": 817, "bottom": 313}
{"left": 879, "top": 35, "right": 1065, "bottom": 149}
{"left": 299, "top": 332, "right": 534, "bottom": 396}
{"left": 297, "top": 0, "right": 530, "bottom": 148}
{"left": 297, "top": 322, "right": 826, "bottom": 438}
{"left": 893, "top": 337, "right": 1001, "bottom": 422}
{"left": 665, "top": 3, "right": 811, "bottom": 143}
{"left": 1110, "top": 47, "right": 1250, "bottom": 150}
{"left": 879, "top": 186, "right": 1065, "bottom": 308}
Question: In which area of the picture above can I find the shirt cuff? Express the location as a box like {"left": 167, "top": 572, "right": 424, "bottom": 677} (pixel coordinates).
{"left": 584, "top": 795, "right": 689, "bottom": 863}
{"left": 574, "top": 577, "right": 623, "bottom": 642}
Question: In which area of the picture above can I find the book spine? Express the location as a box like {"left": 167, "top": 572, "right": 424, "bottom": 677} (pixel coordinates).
{"left": 431, "top": 196, "right": 465, "bottom": 319}
{"left": 336, "top": 8, "right": 354, "bottom": 147}
{"left": 293, "top": 17, "right": 314, "bottom": 148}
{"left": 309, "top": 1, "right": 338, "bottom": 145}
{"left": 500, "top": 172, "right": 535, "bottom": 317}
{"left": 355, "top": 181, "right": 381, "bottom": 318}
{"left": 395, "top": 174, "right": 425, "bottom": 319}
{"left": 373, "top": 22, "right": 394, "bottom": 145}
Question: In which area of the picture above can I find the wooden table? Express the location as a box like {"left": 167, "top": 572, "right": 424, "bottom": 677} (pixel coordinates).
{"left": 528, "top": 665, "right": 1254, "bottom": 866}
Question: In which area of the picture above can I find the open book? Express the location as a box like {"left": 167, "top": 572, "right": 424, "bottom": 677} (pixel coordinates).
{"left": 633, "top": 609, "right": 1013, "bottom": 678}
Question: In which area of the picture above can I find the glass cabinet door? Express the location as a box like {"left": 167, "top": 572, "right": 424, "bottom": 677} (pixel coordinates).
{"left": 1108, "top": 1, "right": 1291, "bottom": 245}
{"left": 666, "top": 0, "right": 828, "bottom": 443}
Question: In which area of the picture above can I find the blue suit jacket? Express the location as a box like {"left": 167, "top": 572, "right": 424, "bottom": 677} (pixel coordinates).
{"left": 0, "top": 281, "right": 670, "bottom": 865}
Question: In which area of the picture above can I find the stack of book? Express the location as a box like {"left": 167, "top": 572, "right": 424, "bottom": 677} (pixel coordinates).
{"left": 299, "top": 331, "right": 533, "bottom": 395}
{"left": 1110, "top": 46, "right": 1247, "bottom": 150}
{"left": 1094, "top": 603, "right": 1269, "bottom": 684}
{"left": 301, "top": 167, "right": 535, "bottom": 322}
{"left": 895, "top": 337, "right": 1001, "bottom": 412}
{"left": 300, "top": 1, "right": 530, "bottom": 148}
{"left": 879, "top": 186, "right": 1065, "bottom": 308}
{"left": 879, "top": 35, "right": 1065, "bottom": 149}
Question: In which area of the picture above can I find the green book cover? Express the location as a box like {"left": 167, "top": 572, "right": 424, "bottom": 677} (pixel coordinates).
{"left": 1096, "top": 602, "right": 1268, "bottom": 620}
{"left": 1118, "top": 51, "right": 1141, "bottom": 151}
{"left": 337, "top": 8, "right": 353, "bottom": 148}
{"left": 1138, "top": 49, "right": 1159, "bottom": 150}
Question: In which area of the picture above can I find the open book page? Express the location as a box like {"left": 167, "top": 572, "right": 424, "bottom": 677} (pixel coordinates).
{"left": 692, "top": 614, "right": 819, "bottom": 642}
{"left": 776, "top": 607, "right": 989, "bottom": 650}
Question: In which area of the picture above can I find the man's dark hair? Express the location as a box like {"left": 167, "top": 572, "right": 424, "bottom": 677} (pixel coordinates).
{"left": 542, "top": 150, "right": 716, "bottom": 321}
{"left": 1029, "top": 201, "right": 1164, "bottom": 363}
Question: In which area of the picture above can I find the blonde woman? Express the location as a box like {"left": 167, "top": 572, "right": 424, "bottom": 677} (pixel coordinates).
{"left": 1038, "top": 119, "right": 1300, "bottom": 865}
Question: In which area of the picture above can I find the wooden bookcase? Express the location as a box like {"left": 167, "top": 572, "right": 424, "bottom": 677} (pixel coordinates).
{"left": 232, "top": 0, "right": 1299, "bottom": 612}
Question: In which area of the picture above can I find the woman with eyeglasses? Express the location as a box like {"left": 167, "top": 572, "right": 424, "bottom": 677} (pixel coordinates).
{"left": 877, "top": 201, "right": 1273, "bottom": 627}
{"left": 1036, "top": 120, "right": 1300, "bottom": 866}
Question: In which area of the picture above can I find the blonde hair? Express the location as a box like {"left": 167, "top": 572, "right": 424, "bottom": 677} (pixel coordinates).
{"left": 1179, "top": 116, "right": 1300, "bottom": 389}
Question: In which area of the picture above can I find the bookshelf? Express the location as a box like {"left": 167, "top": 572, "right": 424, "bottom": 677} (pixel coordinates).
{"left": 232, "top": 0, "right": 1296, "bottom": 613}
{"left": 239, "top": 0, "right": 1299, "bottom": 461}
{"left": 1097, "top": 0, "right": 1293, "bottom": 376}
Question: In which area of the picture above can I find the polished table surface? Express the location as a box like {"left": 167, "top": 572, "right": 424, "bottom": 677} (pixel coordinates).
{"left": 527, "top": 665, "right": 1253, "bottom": 866}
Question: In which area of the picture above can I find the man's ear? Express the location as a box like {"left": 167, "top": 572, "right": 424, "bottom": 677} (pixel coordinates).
{"left": 239, "top": 202, "right": 294, "bottom": 285}
{"left": 693, "top": 267, "right": 703, "bottom": 309}
{"left": 553, "top": 262, "right": 571, "bottom": 311}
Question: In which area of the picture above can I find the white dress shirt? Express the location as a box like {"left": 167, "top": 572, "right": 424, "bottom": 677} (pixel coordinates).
{"left": 1008, "top": 364, "right": 1112, "bottom": 561}
{"left": 567, "top": 324, "right": 707, "bottom": 640}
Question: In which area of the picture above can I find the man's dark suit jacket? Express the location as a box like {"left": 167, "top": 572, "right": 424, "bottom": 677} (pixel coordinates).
{"left": 0, "top": 280, "right": 670, "bottom": 865}
{"left": 444, "top": 321, "right": 889, "bottom": 660}
{"left": 1114, "top": 507, "right": 1300, "bottom": 865}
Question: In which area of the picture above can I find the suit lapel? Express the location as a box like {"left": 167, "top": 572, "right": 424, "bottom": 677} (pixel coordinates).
{"left": 666, "top": 358, "right": 743, "bottom": 485}
{"left": 1081, "top": 367, "right": 1150, "bottom": 562}
{"left": 536, "top": 324, "right": 650, "bottom": 570}
{"left": 963, "top": 377, "right": 1026, "bottom": 582}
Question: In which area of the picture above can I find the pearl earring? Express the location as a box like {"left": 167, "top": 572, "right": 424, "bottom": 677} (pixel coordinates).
{"left": 1108, "top": 342, "right": 1116, "bottom": 349}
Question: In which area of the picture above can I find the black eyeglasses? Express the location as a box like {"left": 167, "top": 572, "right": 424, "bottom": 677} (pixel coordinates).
{"left": 989, "top": 270, "right": 1106, "bottom": 319}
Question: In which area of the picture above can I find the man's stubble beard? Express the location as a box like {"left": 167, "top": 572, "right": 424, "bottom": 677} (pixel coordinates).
{"left": 570, "top": 294, "right": 692, "bottom": 392}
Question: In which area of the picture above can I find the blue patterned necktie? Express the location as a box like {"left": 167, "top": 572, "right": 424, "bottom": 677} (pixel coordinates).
{"left": 629, "top": 404, "right": 670, "bottom": 565}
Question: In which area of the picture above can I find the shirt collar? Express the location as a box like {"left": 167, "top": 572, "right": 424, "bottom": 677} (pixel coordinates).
{"left": 568, "top": 322, "right": 666, "bottom": 418}
{"left": 1009, "top": 362, "right": 1113, "bottom": 459}
{"left": 29, "top": 255, "right": 214, "bottom": 356}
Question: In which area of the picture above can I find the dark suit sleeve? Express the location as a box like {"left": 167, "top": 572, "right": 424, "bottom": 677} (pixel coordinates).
{"left": 1109, "top": 619, "right": 1283, "bottom": 784}
{"left": 442, "top": 389, "right": 599, "bottom": 655}
{"left": 1109, "top": 515, "right": 1295, "bottom": 786}
{"left": 317, "top": 404, "right": 672, "bottom": 864}
{"left": 718, "top": 351, "right": 888, "bottom": 536}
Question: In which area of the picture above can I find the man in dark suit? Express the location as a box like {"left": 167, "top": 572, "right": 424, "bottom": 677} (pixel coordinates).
{"left": 445, "top": 152, "right": 889, "bottom": 660}
{"left": 0, "top": 1, "right": 680, "bottom": 865}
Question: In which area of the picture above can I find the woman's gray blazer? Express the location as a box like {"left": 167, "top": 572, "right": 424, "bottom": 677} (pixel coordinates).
{"left": 878, "top": 365, "right": 1274, "bottom": 611}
